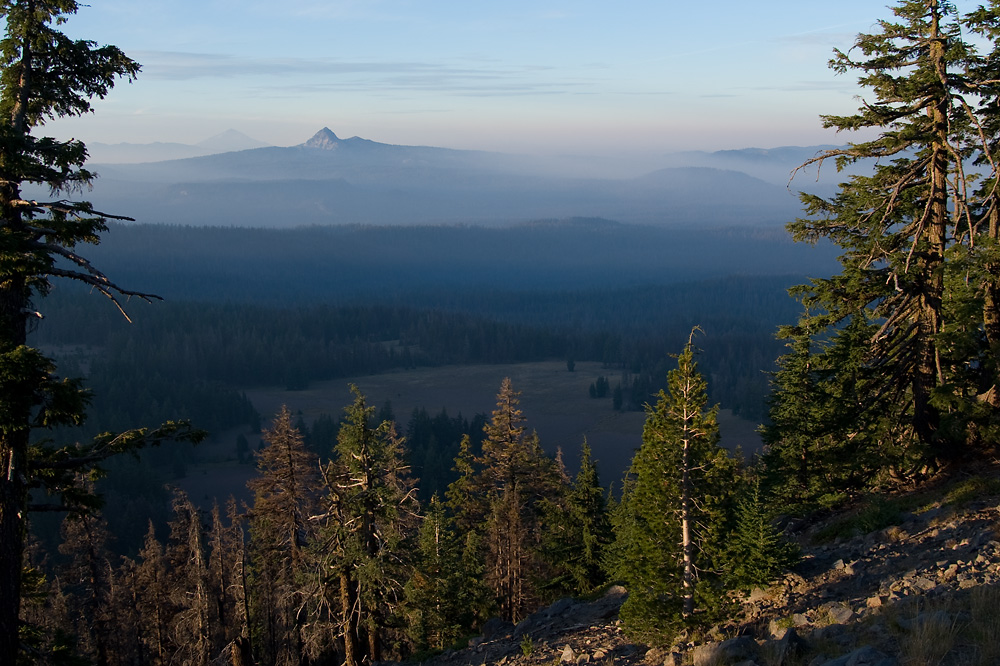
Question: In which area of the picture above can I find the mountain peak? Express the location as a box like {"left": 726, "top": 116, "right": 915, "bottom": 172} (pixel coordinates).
{"left": 196, "top": 129, "right": 269, "bottom": 152}
{"left": 304, "top": 127, "right": 341, "bottom": 150}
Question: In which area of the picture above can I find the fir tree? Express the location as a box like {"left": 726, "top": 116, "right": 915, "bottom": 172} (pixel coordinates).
{"left": 57, "top": 509, "right": 113, "bottom": 666}
{"left": 133, "top": 521, "right": 171, "bottom": 665}
{"left": 538, "top": 439, "right": 610, "bottom": 597}
{"left": 477, "top": 378, "right": 562, "bottom": 621}
{"left": 403, "top": 495, "right": 468, "bottom": 652}
{"left": 305, "top": 386, "right": 418, "bottom": 666}
{"left": 0, "top": 5, "right": 201, "bottom": 660}
{"left": 164, "top": 490, "right": 211, "bottom": 666}
{"left": 612, "top": 334, "right": 736, "bottom": 642}
{"left": 780, "top": 0, "right": 1000, "bottom": 467}
{"left": 763, "top": 316, "right": 887, "bottom": 508}
{"left": 247, "top": 407, "right": 320, "bottom": 666}
{"left": 723, "top": 477, "right": 798, "bottom": 591}
{"left": 566, "top": 439, "right": 611, "bottom": 594}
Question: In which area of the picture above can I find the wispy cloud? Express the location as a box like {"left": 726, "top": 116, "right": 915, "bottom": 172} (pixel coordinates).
{"left": 135, "top": 51, "right": 590, "bottom": 97}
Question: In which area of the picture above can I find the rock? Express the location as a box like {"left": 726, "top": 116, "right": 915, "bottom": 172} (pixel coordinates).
{"left": 480, "top": 617, "right": 513, "bottom": 641}
{"left": 575, "top": 654, "right": 590, "bottom": 664}
{"left": 692, "top": 636, "right": 758, "bottom": 666}
{"left": 561, "top": 645, "right": 575, "bottom": 663}
{"left": 547, "top": 598, "right": 575, "bottom": 618}
{"left": 749, "top": 587, "right": 769, "bottom": 602}
{"left": 604, "top": 585, "right": 627, "bottom": 598}
{"left": 592, "top": 649, "right": 606, "bottom": 660}
{"left": 768, "top": 620, "right": 794, "bottom": 640}
{"left": 865, "top": 596, "right": 882, "bottom": 609}
{"left": 832, "top": 559, "right": 846, "bottom": 570}
{"left": 823, "top": 602, "right": 854, "bottom": 624}
{"left": 762, "top": 626, "right": 805, "bottom": 666}
{"left": 792, "top": 613, "right": 810, "bottom": 627}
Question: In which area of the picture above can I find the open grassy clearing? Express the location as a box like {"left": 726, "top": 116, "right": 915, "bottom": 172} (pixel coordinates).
{"left": 244, "top": 360, "right": 762, "bottom": 483}
{"left": 179, "top": 360, "right": 762, "bottom": 506}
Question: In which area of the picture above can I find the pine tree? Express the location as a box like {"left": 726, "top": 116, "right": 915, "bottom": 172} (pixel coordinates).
{"left": 57, "top": 509, "right": 113, "bottom": 666}
{"left": 134, "top": 521, "right": 171, "bottom": 665}
{"left": 247, "top": 407, "right": 320, "bottom": 666}
{"left": 0, "top": 5, "right": 200, "bottom": 660}
{"left": 612, "top": 334, "right": 736, "bottom": 642}
{"left": 305, "top": 386, "right": 418, "bottom": 666}
{"left": 403, "top": 495, "right": 468, "bottom": 652}
{"left": 476, "top": 378, "right": 561, "bottom": 621}
{"left": 782, "top": 0, "right": 994, "bottom": 465}
{"left": 723, "top": 477, "right": 798, "bottom": 591}
{"left": 164, "top": 490, "right": 211, "bottom": 666}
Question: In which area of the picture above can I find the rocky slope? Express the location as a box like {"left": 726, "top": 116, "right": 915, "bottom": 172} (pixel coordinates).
{"left": 420, "top": 471, "right": 1000, "bottom": 666}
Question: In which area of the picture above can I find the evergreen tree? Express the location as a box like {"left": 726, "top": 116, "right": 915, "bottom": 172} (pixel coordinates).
{"left": 164, "top": 490, "right": 211, "bottom": 666}
{"left": 724, "top": 477, "right": 798, "bottom": 591}
{"left": 763, "top": 316, "right": 887, "bottom": 507}
{"left": 247, "top": 407, "right": 321, "bottom": 666}
{"left": 961, "top": 2, "right": 1000, "bottom": 437}
{"left": 0, "top": 5, "right": 201, "bottom": 661}
{"left": 305, "top": 386, "right": 418, "bottom": 666}
{"left": 782, "top": 0, "right": 995, "bottom": 466}
{"left": 536, "top": 439, "right": 610, "bottom": 598}
{"left": 566, "top": 439, "right": 611, "bottom": 594}
{"left": 403, "top": 495, "right": 468, "bottom": 652}
{"left": 476, "top": 378, "right": 562, "bottom": 621}
{"left": 57, "top": 509, "right": 113, "bottom": 666}
{"left": 133, "top": 521, "right": 171, "bottom": 666}
{"left": 611, "top": 335, "right": 735, "bottom": 642}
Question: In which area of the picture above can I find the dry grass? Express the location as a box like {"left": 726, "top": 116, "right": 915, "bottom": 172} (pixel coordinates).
{"left": 966, "top": 585, "right": 1000, "bottom": 666}
{"left": 897, "top": 610, "right": 960, "bottom": 666}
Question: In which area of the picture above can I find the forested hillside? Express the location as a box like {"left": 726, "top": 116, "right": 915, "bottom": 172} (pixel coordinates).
{"left": 5, "top": 2, "right": 1000, "bottom": 666}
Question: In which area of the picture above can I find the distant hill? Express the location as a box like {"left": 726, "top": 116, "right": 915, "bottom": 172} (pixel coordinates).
{"left": 80, "top": 218, "right": 840, "bottom": 303}
{"left": 56, "top": 128, "right": 815, "bottom": 228}
{"left": 86, "top": 129, "right": 270, "bottom": 164}
{"left": 659, "top": 145, "right": 882, "bottom": 189}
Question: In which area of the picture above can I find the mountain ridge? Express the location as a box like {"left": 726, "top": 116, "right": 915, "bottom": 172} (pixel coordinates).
{"left": 56, "top": 129, "right": 851, "bottom": 228}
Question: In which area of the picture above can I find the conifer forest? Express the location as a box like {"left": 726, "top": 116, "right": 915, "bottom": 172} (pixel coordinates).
{"left": 3, "top": 1, "right": 1000, "bottom": 665}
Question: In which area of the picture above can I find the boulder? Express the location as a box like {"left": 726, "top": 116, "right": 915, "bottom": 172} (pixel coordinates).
{"left": 692, "top": 636, "right": 758, "bottom": 666}
{"left": 480, "top": 617, "right": 513, "bottom": 641}
{"left": 761, "top": 626, "right": 806, "bottom": 666}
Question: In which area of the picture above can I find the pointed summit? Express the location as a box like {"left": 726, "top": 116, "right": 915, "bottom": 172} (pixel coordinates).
{"left": 304, "top": 127, "right": 341, "bottom": 150}
{"left": 196, "top": 129, "right": 269, "bottom": 153}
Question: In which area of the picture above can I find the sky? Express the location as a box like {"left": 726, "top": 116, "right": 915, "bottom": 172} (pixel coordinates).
{"left": 40, "top": 1, "right": 965, "bottom": 158}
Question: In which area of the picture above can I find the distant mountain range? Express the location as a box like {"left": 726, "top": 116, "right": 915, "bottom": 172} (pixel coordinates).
{"left": 86, "top": 129, "right": 271, "bottom": 163}
{"left": 34, "top": 128, "right": 863, "bottom": 229}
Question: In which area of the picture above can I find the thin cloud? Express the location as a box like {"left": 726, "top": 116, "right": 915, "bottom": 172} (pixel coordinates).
{"left": 135, "top": 51, "right": 592, "bottom": 97}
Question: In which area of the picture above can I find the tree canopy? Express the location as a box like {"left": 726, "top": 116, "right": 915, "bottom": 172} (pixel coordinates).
{"left": 768, "top": 0, "right": 1000, "bottom": 501}
{"left": 0, "top": 4, "right": 197, "bottom": 663}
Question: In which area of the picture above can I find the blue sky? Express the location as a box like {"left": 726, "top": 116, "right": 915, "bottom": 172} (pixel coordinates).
{"left": 43, "top": 1, "right": 957, "bottom": 156}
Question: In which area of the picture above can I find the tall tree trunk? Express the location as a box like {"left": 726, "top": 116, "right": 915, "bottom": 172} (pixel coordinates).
{"left": 914, "top": 4, "right": 948, "bottom": 448}
{"left": 0, "top": 198, "right": 30, "bottom": 666}
{"left": 680, "top": 408, "right": 694, "bottom": 618}
{"left": 983, "top": 206, "right": 1000, "bottom": 407}
{"left": 340, "top": 572, "right": 359, "bottom": 666}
